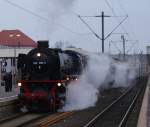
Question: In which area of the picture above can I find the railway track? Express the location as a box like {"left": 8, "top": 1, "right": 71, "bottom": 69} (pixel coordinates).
{"left": 0, "top": 111, "right": 73, "bottom": 127}
{"left": 0, "top": 112, "right": 51, "bottom": 127}
{"left": 0, "top": 96, "right": 20, "bottom": 120}
{"left": 83, "top": 78, "right": 147, "bottom": 127}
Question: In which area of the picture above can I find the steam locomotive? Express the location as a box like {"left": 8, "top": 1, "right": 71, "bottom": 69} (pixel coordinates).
{"left": 17, "top": 41, "right": 87, "bottom": 111}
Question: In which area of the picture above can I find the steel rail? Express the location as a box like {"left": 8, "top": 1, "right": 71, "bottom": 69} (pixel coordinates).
{"left": 118, "top": 83, "right": 146, "bottom": 127}
{"left": 84, "top": 85, "right": 135, "bottom": 127}
{"left": 83, "top": 81, "right": 144, "bottom": 127}
{"left": 0, "top": 99, "right": 18, "bottom": 108}
{"left": 16, "top": 113, "right": 52, "bottom": 127}
{"left": 118, "top": 92, "right": 139, "bottom": 127}
{"left": 0, "top": 112, "right": 50, "bottom": 127}
{"left": 0, "top": 112, "right": 27, "bottom": 124}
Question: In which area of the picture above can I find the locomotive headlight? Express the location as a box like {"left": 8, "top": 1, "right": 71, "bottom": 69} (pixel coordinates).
{"left": 66, "top": 77, "right": 69, "bottom": 81}
{"left": 18, "top": 82, "right": 22, "bottom": 87}
{"left": 57, "top": 83, "right": 62, "bottom": 87}
{"left": 37, "top": 53, "right": 41, "bottom": 57}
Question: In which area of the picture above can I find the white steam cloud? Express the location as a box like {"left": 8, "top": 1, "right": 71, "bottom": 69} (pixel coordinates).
{"left": 54, "top": 41, "right": 76, "bottom": 49}
{"left": 62, "top": 53, "right": 138, "bottom": 111}
{"left": 36, "top": 0, "right": 76, "bottom": 39}
{"left": 37, "top": 0, "right": 75, "bottom": 19}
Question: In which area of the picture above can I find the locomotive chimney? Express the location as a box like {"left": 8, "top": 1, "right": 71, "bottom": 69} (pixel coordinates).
{"left": 37, "top": 40, "right": 49, "bottom": 48}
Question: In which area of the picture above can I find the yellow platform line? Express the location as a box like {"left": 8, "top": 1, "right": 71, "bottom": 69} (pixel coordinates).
{"left": 35, "top": 111, "right": 74, "bottom": 127}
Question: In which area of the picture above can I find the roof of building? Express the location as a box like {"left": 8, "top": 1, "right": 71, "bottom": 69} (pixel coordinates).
{"left": 0, "top": 30, "right": 37, "bottom": 47}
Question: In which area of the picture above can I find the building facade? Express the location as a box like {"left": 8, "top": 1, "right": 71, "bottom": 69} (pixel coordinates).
{"left": 0, "top": 29, "right": 37, "bottom": 85}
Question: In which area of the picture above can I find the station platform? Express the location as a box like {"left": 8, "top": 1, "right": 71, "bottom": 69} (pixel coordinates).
{"left": 0, "top": 84, "right": 19, "bottom": 101}
{"left": 137, "top": 77, "right": 150, "bottom": 127}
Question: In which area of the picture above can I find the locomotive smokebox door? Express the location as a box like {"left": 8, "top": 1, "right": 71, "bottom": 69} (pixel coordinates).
{"left": 37, "top": 40, "right": 49, "bottom": 48}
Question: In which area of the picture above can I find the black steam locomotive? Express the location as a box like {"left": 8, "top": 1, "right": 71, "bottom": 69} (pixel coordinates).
{"left": 17, "top": 41, "right": 87, "bottom": 111}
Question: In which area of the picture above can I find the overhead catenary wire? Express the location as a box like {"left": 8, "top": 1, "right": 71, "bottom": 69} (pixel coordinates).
{"left": 70, "top": 9, "right": 129, "bottom": 54}
{"left": 117, "top": 0, "right": 138, "bottom": 42}
{"left": 3, "top": 0, "right": 92, "bottom": 36}
{"left": 104, "top": 0, "right": 131, "bottom": 39}
{"left": 81, "top": 15, "right": 127, "bottom": 18}
{"left": 110, "top": 39, "right": 138, "bottom": 54}
{"left": 68, "top": 10, "right": 102, "bottom": 40}
{"left": 110, "top": 41, "right": 122, "bottom": 53}
{"left": 78, "top": 15, "right": 101, "bottom": 40}
{"left": 72, "top": 10, "right": 128, "bottom": 41}
{"left": 104, "top": 0, "right": 140, "bottom": 54}
{"left": 116, "top": 0, "right": 139, "bottom": 54}
{"left": 104, "top": 15, "right": 128, "bottom": 40}
{"left": 126, "top": 41, "right": 138, "bottom": 54}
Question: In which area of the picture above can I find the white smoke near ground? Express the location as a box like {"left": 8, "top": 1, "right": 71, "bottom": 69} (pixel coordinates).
{"left": 113, "top": 62, "right": 130, "bottom": 88}
{"left": 62, "top": 53, "right": 138, "bottom": 111}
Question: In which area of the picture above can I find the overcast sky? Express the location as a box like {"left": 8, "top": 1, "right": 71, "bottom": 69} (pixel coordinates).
{"left": 0, "top": 0, "right": 150, "bottom": 54}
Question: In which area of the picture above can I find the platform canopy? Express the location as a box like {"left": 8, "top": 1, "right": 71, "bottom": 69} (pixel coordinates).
{"left": 0, "top": 48, "right": 32, "bottom": 58}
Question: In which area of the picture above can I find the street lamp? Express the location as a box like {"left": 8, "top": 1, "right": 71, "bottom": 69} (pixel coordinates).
{"left": 9, "top": 33, "right": 21, "bottom": 85}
